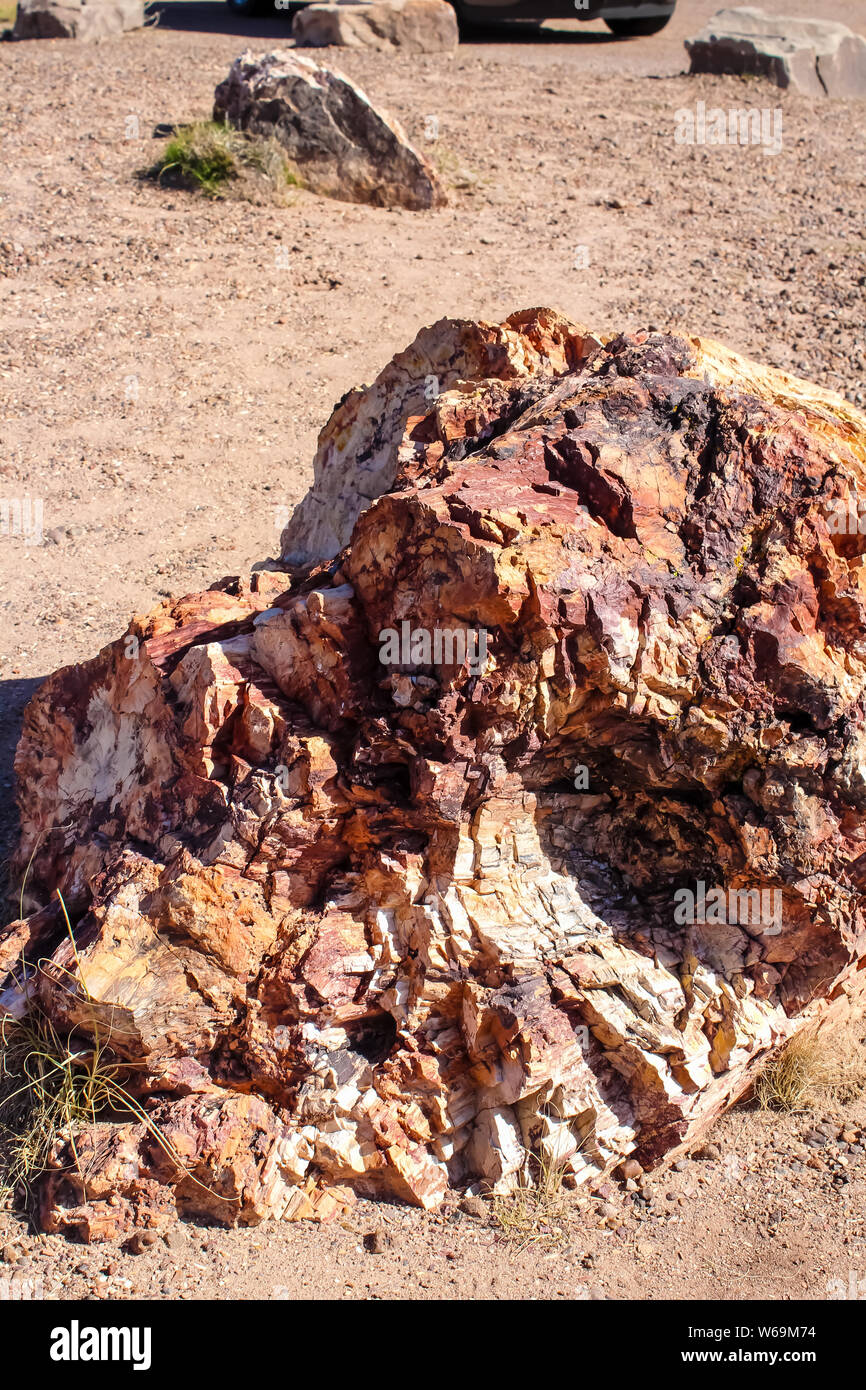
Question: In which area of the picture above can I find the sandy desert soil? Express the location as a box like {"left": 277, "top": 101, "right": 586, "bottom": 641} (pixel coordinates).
{"left": 0, "top": 0, "right": 865, "bottom": 1301}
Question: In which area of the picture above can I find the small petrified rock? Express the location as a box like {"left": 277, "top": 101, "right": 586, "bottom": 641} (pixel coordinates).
{"left": 125, "top": 1230, "right": 159, "bottom": 1255}
{"left": 804, "top": 1129, "right": 830, "bottom": 1147}
{"left": 213, "top": 49, "right": 445, "bottom": 211}
{"left": 693, "top": 1143, "right": 722, "bottom": 1162}
{"left": 363, "top": 1228, "right": 391, "bottom": 1253}
{"left": 617, "top": 1159, "right": 644, "bottom": 1181}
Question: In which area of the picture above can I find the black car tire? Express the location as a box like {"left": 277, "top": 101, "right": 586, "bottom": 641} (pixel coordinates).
{"left": 225, "top": 0, "right": 275, "bottom": 15}
{"left": 604, "top": 13, "right": 673, "bottom": 35}
{"left": 449, "top": 2, "right": 493, "bottom": 36}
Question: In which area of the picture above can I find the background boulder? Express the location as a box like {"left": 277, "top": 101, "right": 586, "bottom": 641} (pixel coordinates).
{"left": 293, "top": 0, "right": 459, "bottom": 54}
{"left": 686, "top": 7, "right": 866, "bottom": 97}
{"left": 12, "top": 0, "right": 144, "bottom": 40}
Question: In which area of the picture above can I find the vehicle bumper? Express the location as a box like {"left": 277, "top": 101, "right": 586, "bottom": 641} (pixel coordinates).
{"left": 456, "top": 0, "right": 675, "bottom": 20}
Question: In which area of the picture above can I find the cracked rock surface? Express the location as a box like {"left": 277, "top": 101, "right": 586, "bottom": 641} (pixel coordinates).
{"left": 6, "top": 308, "right": 866, "bottom": 1239}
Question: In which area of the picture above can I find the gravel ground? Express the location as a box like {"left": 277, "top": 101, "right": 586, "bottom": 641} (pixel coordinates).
{"left": 0, "top": 0, "right": 864, "bottom": 1300}
{"left": 2, "top": 1099, "right": 865, "bottom": 1300}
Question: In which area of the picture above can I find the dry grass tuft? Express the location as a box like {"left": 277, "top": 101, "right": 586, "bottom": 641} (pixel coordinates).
{"left": 755, "top": 1022, "right": 866, "bottom": 1113}
{"left": 490, "top": 1148, "right": 570, "bottom": 1251}
{"left": 0, "top": 1008, "right": 123, "bottom": 1205}
{"left": 0, "top": 887, "right": 146, "bottom": 1207}
{"left": 0, "top": 890, "right": 229, "bottom": 1213}
{"left": 147, "top": 121, "right": 300, "bottom": 202}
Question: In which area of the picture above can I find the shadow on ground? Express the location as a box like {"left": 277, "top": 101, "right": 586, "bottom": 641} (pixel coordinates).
{"left": 0, "top": 677, "right": 43, "bottom": 907}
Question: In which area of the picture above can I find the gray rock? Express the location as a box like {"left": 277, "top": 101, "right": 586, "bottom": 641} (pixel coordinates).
{"left": 293, "top": 0, "right": 458, "bottom": 54}
{"left": 685, "top": 7, "right": 866, "bottom": 98}
{"left": 816, "top": 1119, "right": 843, "bottom": 1138}
{"left": 804, "top": 1129, "right": 830, "bottom": 1147}
{"left": 12, "top": 0, "right": 144, "bottom": 41}
{"left": 213, "top": 49, "right": 445, "bottom": 212}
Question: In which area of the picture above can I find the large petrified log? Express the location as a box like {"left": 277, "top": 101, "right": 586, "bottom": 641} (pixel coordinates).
{"left": 6, "top": 308, "right": 866, "bottom": 1239}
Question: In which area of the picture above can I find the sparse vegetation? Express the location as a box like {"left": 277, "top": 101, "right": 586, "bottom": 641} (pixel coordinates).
{"left": 0, "top": 891, "right": 219, "bottom": 1213}
{"left": 755, "top": 1023, "right": 866, "bottom": 1113}
{"left": 0, "top": 989, "right": 230, "bottom": 1216}
{"left": 428, "top": 142, "right": 481, "bottom": 194}
{"left": 0, "top": 886, "right": 138, "bottom": 1207}
{"left": 490, "top": 1148, "right": 570, "bottom": 1251}
{"left": 0, "top": 1006, "right": 121, "bottom": 1205}
{"left": 147, "top": 121, "right": 300, "bottom": 201}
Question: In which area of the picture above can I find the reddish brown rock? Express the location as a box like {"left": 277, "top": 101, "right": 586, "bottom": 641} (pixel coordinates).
{"left": 281, "top": 307, "right": 602, "bottom": 566}
{"left": 6, "top": 310, "right": 866, "bottom": 1236}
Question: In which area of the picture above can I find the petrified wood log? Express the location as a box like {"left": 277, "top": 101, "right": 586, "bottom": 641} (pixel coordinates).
{"left": 6, "top": 309, "right": 866, "bottom": 1239}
